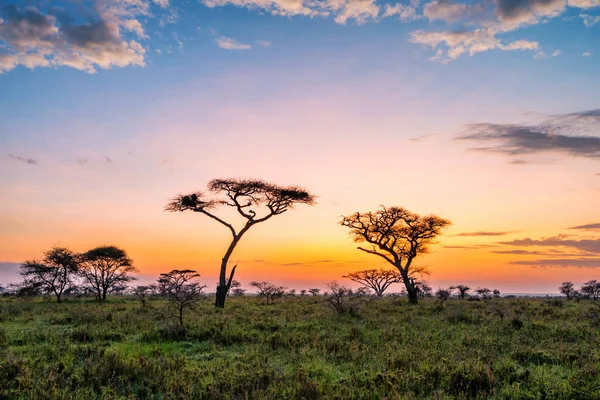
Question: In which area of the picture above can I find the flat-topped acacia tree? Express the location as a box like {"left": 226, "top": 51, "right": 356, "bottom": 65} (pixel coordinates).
{"left": 166, "top": 178, "right": 316, "bottom": 308}
{"left": 340, "top": 206, "right": 450, "bottom": 304}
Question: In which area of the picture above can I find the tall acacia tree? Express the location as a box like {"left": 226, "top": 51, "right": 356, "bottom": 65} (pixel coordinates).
{"left": 341, "top": 206, "right": 450, "bottom": 304}
{"left": 166, "top": 178, "right": 316, "bottom": 308}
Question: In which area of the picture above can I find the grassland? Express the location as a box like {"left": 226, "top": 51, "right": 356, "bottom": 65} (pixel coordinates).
{"left": 1, "top": 295, "right": 599, "bottom": 399}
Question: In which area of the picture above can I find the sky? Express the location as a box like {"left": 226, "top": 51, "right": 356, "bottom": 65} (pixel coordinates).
{"left": 1, "top": 0, "right": 600, "bottom": 294}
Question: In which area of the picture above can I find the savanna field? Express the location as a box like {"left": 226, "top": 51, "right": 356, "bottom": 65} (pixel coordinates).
{"left": 1, "top": 296, "right": 600, "bottom": 400}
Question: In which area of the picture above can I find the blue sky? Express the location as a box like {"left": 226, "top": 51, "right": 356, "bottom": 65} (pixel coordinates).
{"left": 1, "top": 0, "right": 600, "bottom": 292}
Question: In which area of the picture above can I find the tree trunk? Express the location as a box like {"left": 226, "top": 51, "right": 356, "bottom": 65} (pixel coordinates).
{"left": 56, "top": 292, "right": 62, "bottom": 303}
{"left": 215, "top": 285, "right": 228, "bottom": 308}
{"left": 179, "top": 307, "right": 183, "bottom": 326}
{"left": 407, "top": 286, "right": 419, "bottom": 304}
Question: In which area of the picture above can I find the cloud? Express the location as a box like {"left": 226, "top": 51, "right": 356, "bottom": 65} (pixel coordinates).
{"left": 499, "top": 235, "right": 600, "bottom": 254}
{"left": 583, "top": 51, "right": 592, "bottom": 57}
{"left": 494, "top": 0, "right": 566, "bottom": 28}
{"left": 443, "top": 244, "right": 498, "bottom": 249}
{"left": 0, "top": 1, "right": 152, "bottom": 74}
{"left": 580, "top": 14, "right": 600, "bottom": 26}
{"left": 214, "top": 36, "right": 252, "bottom": 50}
{"left": 4, "top": 154, "right": 37, "bottom": 165}
{"left": 423, "top": 0, "right": 484, "bottom": 22}
{"left": 457, "top": 109, "right": 600, "bottom": 161}
{"left": 568, "top": 223, "right": 600, "bottom": 230}
{"left": 533, "top": 50, "right": 548, "bottom": 59}
{"left": 551, "top": 50, "right": 561, "bottom": 57}
{"left": 383, "top": 3, "right": 418, "bottom": 21}
{"left": 202, "top": 0, "right": 380, "bottom": 24}
{"left": 491, "top": 249, "right": 569, "bottom": 255}
{"left": 257, "top": 40, "right": 271, "bottom": 47}
{"left": 455, "top": 231, "right": 516, "bottom": 236}
{"left": 510, "top": 258, "right": 600, "bottom": 268}
{"left": 569, "top": 0, "right": 600, "bottom": 8}
{"left": 409, "top": 29, "right": 539, "bottom": 61}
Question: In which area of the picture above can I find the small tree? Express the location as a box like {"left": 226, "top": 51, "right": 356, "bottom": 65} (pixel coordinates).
{"left": 455, "top": 285, "right": 470, "bottom": 300}
{"left": 300, "top": 289, "right": 307, "bottom": 296}
{"left": 158, "top": 270, "right": 207, "bottom": 326}
{"left": 325, "top": 281, "right": 368, "bottom": 314}
{"left": 581, "top": 280, "right": 600, "bottom": 300}
{"left": 166, "top": 178, "right": 315, "bottom": 308}
{"left": 308, "top": 288, "right": 321, "bottom": 296}
{"left": 227, "top": 280, "right": 242, "bottom": 297}
{"left": 493, "top": 289, "right": 501, "bottom": 298}
{"left": 133, "top": 285, "right": 156, "bottom": 308}
{"left": 287, "top": 289, "right": 296, "bottom": 296}
{"left": 79, "top": 246, "right": 137, "bottom": 302}
{"left": 476, "top": 287, "right": 492, "bottom": 300}
{"left": 559, "top": 281, "right": 575, "bottom": 300}
{"left": 232, "top": 287, "right": 246, "bottom": 296}
{"left": 341, "top": 206, "right": 450, "bottom": 304}
{"left": 20, "top": 247, "right": 79, "bottom": 303}
{"left": 435, "top": 288, "right": 451, "bottom": 310}
{"left": 250, "top": 281, "right": 286, "bottom": 304}
{"left": 416, "top": 281, "right": 433, "bottom": 298}
{"left": 343, "top": 268, "right": 403, "bottom": 297}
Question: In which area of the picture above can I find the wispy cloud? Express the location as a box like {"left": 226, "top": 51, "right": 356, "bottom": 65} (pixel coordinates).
{"left": 499, "top": 235, "right": 600, "bottom": 254}
{"left": 455, "top": 231, "right": 516, "bottom": 237}
{"left": 215, "top": 36, "right": 252, "bottom": 50}
{"left": 4, "top": 154, "right": 37, "bottom": 165}
{"left": 568, "top": 223, "right": 600, "bottom": 230}
{"left": 510, "top": 258, "right": 600, "bottom": 268}
{"left": 457, "top": 109, "right": 600, "bottom": 162}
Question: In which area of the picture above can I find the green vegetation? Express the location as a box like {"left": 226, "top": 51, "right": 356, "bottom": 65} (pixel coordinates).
{"left": 1, "top": 296, "right": 599, "bottom": 399}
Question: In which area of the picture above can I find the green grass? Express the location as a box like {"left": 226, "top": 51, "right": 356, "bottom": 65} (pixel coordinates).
{"left": 1, "top": 296, "right": 599, "bottom": 399}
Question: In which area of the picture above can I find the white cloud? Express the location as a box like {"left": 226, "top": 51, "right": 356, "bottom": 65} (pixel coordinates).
{"left": 533, "top": 50, "right": 548, "bottom": 59}
{"left": 383, "top": 3, "right": 418, "bottom": 21}
{"left": 581, "top": 13, "right": 600, "bottom": 26}
{"left": 551, "top": 50, "right": 561, "bottom": 57}
{"left": 215, "top": 36, "right": 252, "bottom": 50}
{"left": 423, "top": 0, "right": 483, "bottom": 22}
{"left": 257, "top": 40, "right": 271, "bottom": 47}
{"left": 568, "top": 0, "right": 600, "bottom": 8}
{"left": 409, "top": 29, "right": 539, "bottom": 62}
{"left": 583, "top": 51, "right": 592, "bottom": 56}
{"left": 202, "top": 0, "right": 380, "bottom": 24}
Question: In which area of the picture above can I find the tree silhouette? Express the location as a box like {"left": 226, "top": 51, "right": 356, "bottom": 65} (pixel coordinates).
{"left": 581, "top": 280, "right": 600, "bottom": 300}
{"left": 250, "top": 281, "right": 286, "bottom": 304}
{"left": 559, "top": 281, "right": 575, "bottom": 300}
{"left": 79, "top": 246, "right": 137, "bottom": 302}
{"left": 435, "top": 288, "right": 451, "bottom": 310}
{"left": 20, "top": 247, "right": 79, "bottom": 303}
{"left": 343, "top": 268, "right": 403, "bottom": 297}
{"left": 454, "top": 285, "right": 471, "bottom": 300}
{"left": 158, "top": 269, "right": 206, "bottom": 326}
{"left": 166, "top": 178, "right": 315, "bottom": 308}
{"left": 340, "top": 206, "right": 450, "bottom": 304}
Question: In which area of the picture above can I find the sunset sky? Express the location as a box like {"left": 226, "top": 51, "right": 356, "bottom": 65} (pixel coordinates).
{"left": 1, "top": 0, "right": 599, "bottom": 294}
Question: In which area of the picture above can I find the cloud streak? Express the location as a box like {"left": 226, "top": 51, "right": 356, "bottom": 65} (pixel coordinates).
{"left": 455, "top": 231, "right": 516, "bottom": 237}
{"left": 458, "top": 109, "right": 600, "bottom": 161}
{"left": 214, "top": 36, "right": 252, "bottom": 50}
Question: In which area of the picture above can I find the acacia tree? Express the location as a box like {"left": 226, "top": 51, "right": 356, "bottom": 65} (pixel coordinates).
{"left": 343, "top": 268, "right": 403, "bottom": 297}
{"left": 559, "top": 281, "right": 575, "bottom": 300}
{"left": 158, "top": 270, "right": 207, "bottom": 326}
{"left": 435, "top": 288, "right": 452, "bottom": 310}
{"left": 308, "top": 288, "right": 321, "bottom": 296}
{"left": 79, "top": 246, "right": 137, "bottom": 302}
{"left": 166, "top": 178, "right": 315, "bottom": 308}
{"left": 581, "top": 280, "right": 600, "bottom": 300}
{"left": 20, "top": 247, "right": 79, "bottom": 303}
{"left": 476, "top": 287, "right": 492, "bottom": 300}
{"left": 340, "top": 206, "right": 450, "bottom": 304}
{"left": 454, "top": 285, "right": 471, "bottom": 300}
{"left": 250, "top": 281, "right": 286, "bottom": 304}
